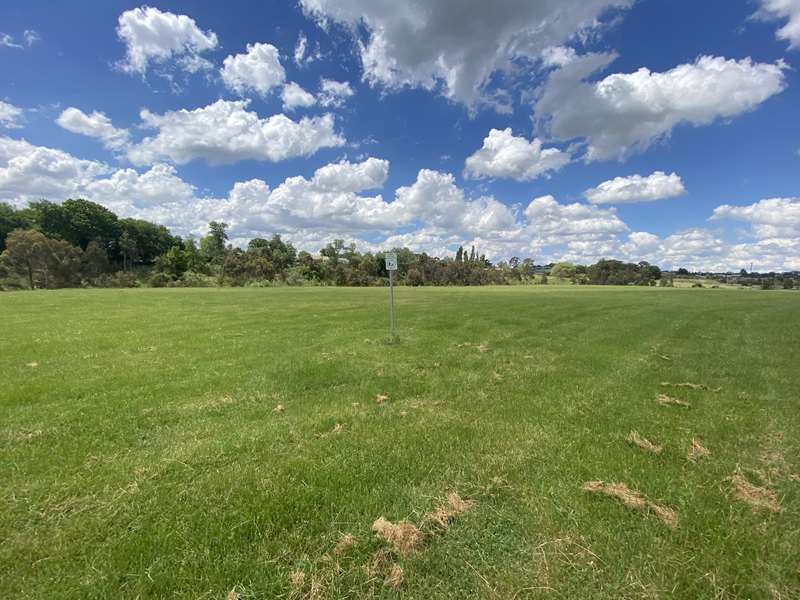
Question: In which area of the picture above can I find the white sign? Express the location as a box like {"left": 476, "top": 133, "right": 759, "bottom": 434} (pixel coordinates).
{"left": 385, "top": 252, "right": 398, "bottom": 271}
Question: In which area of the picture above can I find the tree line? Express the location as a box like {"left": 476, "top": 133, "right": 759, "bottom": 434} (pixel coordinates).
{"left": 1, "top": 198, "right": 794, "bottom": 291}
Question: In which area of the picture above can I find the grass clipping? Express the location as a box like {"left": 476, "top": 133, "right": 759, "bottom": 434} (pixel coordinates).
{"left": 730, "top": 468, "right": 782, "bottom": 513}
{"left": 371, "top": 517, "right": 423, "bottom": 557}
{"left": 626, "top": 431, "right": 662, "bottom": 454}
{"left": 583, "top": 481, "right": 678, "bottom": 528}
{"left": 656, "top": 394, "right": 690, "bottom": 408}
{"left": 687, "top": 438, "right": 710, "bottom": 462}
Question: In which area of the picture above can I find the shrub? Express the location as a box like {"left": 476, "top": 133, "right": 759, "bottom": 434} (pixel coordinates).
{"left": 94, "top": 271, "right": 139, "bottom": 288}
{"left": 149, "top": 272, "right": 172, "bottom": 288}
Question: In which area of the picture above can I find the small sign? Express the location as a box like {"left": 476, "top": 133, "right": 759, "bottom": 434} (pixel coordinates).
{"left": 385, "top": 252, "right": 398, "bottom": 271}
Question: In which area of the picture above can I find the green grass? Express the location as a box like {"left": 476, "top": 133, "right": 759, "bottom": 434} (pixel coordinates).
{"left": 1, "top": 286, "right": 799, "bottom": 599}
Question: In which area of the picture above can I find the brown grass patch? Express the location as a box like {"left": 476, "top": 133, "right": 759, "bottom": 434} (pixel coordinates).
{"left": 424, "top": 492, "right": 474, "bottom": 532}
{"left": 582, "top": 481, "right": 678, "bottom": 528}
{"left": 656, "top": 394, "right": 690, "bottom": 408}
{"left": 375, "top": 394, "right": 390, "bottom": 405}
{"left": 363, "top": 548, "right": 390, "bottom": 578}
{"left": 687, "top": 438, "right": 710, "bottom": 462}
{"left": 626, "top": 431, "right": 662, "bottom": 454}
{"left": 730, "top": 468, "right": 782, "bottom": 513}
{"left": 334, "top": 533, "right": 356, "bottom": 557}
{"left": 384, "top": 564, "right": 404, "bottom": 589}
{"left": 477, "top": 343, "right": 489, "bottom": 353}
{"left": 26, "top": 361, "right": 39, "bottom": 368}
{"left": 227, "top": 590, "right": 240, "bottom": 600}
{"left": 372, "top": 517, "right": 422, "bottom": 557}
{"left": 273, "top": 404, "right": 285, "bottom": 413}
{"left": 660, "top": 382, "right": 721, "bottom": 392}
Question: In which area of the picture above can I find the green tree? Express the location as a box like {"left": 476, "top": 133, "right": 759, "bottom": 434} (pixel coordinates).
{"left": 60, "top": 199, "right": 121, "bottom": 250}
{"left": 0, "top": 229, "right": 49, "bottom": 288}
{"left": 119, "top": 218, "right": 177, "bottom": 264}
{"left": 81, "top": 241, "right": 110, "bottom": 281}
{"left": 118, "top": 231, "right": 139, "bottom": 272}
{"left": 0, "top": 202, "right": 32, "bottom": 252}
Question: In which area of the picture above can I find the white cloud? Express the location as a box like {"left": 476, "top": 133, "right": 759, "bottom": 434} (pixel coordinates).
{"left": 3, "top": 134, "right": 798, "bottom": 271}
{"left": 294, "top": 32, "right": 320, "bottom": 66}
{"left": 1, "top": 30, "right": 39, "bottom": 49}
{"left": 757, "top": 0, "right": 800, "bottom": 49}
{"left": 56, "top": 107, "right": 130, "bottom": 150}
{"left": 0, "top": 136, "right": 111, "bottom": 206}
{"left": 524, "top": 194, "right": 628, "bottom": 241}
{"left": 116, "top": 6, "right": 218, "bottom": 76}
{"left": 0, "top": 101, "right": 24, "bottom": 129}
{"left": 318, "top": 78, "right": 354, "bottom": 107}
{"left": 535, "top": 54, "right": 787, "bottom": 161}
{"left": 312, "top": 158, "right": 388, "bottom": 192}
{"left": 711, "top": 197, "right": 800, "bottom": 239}
{"left": 0, "top": 34, "right": 22, "bottom": 48}
{"left": 464, "top": 128, "right": 570, "bottom": 181}
{"left": 126, "top": 99, "right": 345, "bottom": 166}
{"left": 584, "top": 171, "right": 687, "bottom": 204}
{"left": 299, "top": 0, "right": 632, "bottom": 110}
{"left": 23, "top": 30, "right": 40, "bottom": 46}
{"left": 220, "top": 43, "right": 286, "bottom": 97}
{"left": 85, "top": 164, "right": 196, "bottom": 209}
{"left": 282, "top": 82, "right": 317, "bottom": 110}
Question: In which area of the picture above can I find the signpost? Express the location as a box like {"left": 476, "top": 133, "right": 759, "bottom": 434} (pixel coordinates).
{"left": 385, "top": 252, "right": 398, "bottom": 341}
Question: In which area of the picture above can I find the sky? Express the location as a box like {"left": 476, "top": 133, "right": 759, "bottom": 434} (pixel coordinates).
{"left": 1, "top": 0, "right": 799, "bottom": 271}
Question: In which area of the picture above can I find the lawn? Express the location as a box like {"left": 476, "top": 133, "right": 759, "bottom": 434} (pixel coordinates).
{"left": 1, "top": 286, "right": 799, "bottom": 599}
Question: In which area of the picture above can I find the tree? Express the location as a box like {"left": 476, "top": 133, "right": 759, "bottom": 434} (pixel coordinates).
{"left": 155, "top": 245, "right": 189, "bottom": 279}
{"left": 59, "top": 199, "right": 121, "bottom": 250}
{"left": 455, "top": 246, "right": 464, "bottom": 263}
{"left": 0, "top": 229, "right": 82, "bottom": 288}
{"left": 0, "top": 229, "right": 48, "bottom": 288}
{"left": 0, "top": 203, "right": 32, "bottom": 252}
{"left": 119, "top": 218, "right": 177, "bottom": 264}
{"left": 118, "top": 231, "right": 139, "bottom": 272}
{"left": 81, "top": 241, "right": 110, "bottom": 281}
{"left": 200, "top": 221, "right": 229, "bottom": 263}
{"left": 784, "top": 278, "right": 795, "bottom": 290}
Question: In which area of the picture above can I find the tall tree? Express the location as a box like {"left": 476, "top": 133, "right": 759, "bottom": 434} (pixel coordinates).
{"left": 0, "top": 203, "right": 32, "bottom": 252}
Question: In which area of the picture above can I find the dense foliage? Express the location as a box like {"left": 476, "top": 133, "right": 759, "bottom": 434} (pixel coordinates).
{"left": 1, "top": 200, "right": 797, "bottom": 290}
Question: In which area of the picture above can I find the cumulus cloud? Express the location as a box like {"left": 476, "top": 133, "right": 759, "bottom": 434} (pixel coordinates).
{"left": 584, "top": 171, "right": 687, "bottom": 204}
{"left": 711, "top": 197, "right": 800, "bottom": 239}
{"left": 318, "top": 78, "right": 354, "bottom": 107}
{"left": 300, "top": 0, "right": 632, "bottom": 110}
{"left": 757, "top": 0, "right": 800, "bottom": 49}
{"left": 282, "top": 82, "right": 317, "bottom": 110}
{"left": 221, "top": 43, "right": 286, "bottom": 97}
{"left": 3, "top": 134, "right": 798, "bottom": 270}
{"left": 126, "top": 99, "right": 345, "bottom": 166}
{"left": 116, "top": 6, "right": 218, "bottom": 76}
{"left": 56, "top": 107, "right": 130, "bottom": 150}
{"left": 464, "top": 128, "right": 570, "bottom": 181}
{"left": 535, "top": 53, "right": 788, "bottom": 161}
{"left": 0, "top": 136, "right": 111, "bottom": 206}
{"left": 0, "top": 101, "right": 24, "bottom": 129}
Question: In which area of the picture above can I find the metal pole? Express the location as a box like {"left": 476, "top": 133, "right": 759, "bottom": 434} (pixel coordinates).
{"left": 389, "top": 269, "right": 396, "bottom": 340}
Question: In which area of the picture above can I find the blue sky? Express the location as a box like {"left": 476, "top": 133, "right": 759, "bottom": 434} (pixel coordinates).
{"left": 1, "top": 0, "right": 798, "bottom": 270}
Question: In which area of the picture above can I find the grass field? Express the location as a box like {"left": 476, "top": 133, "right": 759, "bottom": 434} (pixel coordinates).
{"left": 2, "top": 286, "right": 799, "bottom": 599}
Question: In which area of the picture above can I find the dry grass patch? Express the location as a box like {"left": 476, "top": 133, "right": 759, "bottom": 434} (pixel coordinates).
{"left": 25, "top": 361, "right": 39, "bottom": 368}
{"left": 656, "top": 394, "right": 690, "bottom": 408}
{"left": 626, "top": 431, "right": 662, "bottom": 454}
{"left": 583, "top": 481, "right": 678, "bottom": 528}
{"left": 375, "top": 394, "right": 390, "bottom": 405}
{"left": 660, "top": 382, "right": 720, "bottom": 392}
{"left": 687, "top": 438, "right": 710, "bottom": 462}
{"left": 334, "top": 533, "right": 356, "bottom": 557}
{"left": 730, "top": 468, "right": 782, "bottom": 513}
{"left": 227, "top": 590, "right": 240, "bottom": 600}
{"left": 273, "top": 404, "right": 285, "bottom": 413}
{"left": 423, "top": 492, "right": 473, "bottom": 532}
{"left": 384, "top": 563, "right": 404, "bottom": 589}
{"left": 372, "top": 517, "right": 423, "bottom": 557}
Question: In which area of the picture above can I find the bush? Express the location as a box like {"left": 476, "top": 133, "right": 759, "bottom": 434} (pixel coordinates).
{"left": 94, "top": 271, "right": 139, "bottom": 288}
{"left": 149, "top": 272, "right": 172, "bottom": 288}
{"left": 179, "top": 271, "right": 213, "bottom": 287}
